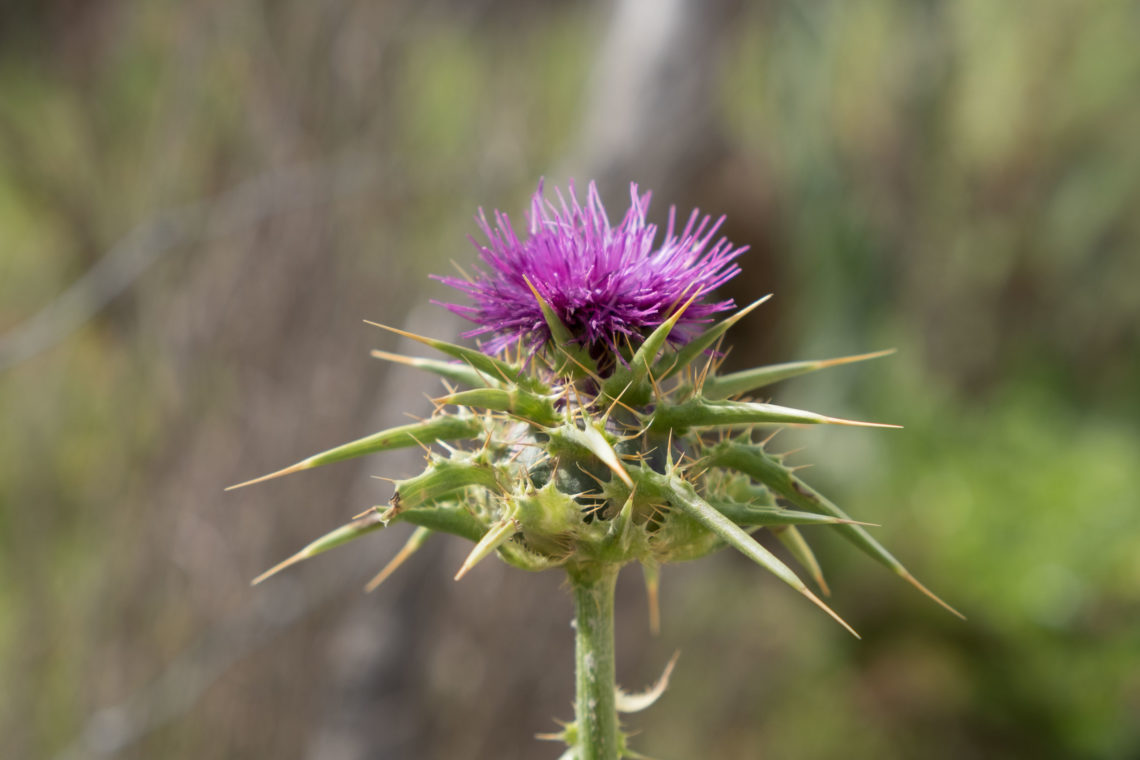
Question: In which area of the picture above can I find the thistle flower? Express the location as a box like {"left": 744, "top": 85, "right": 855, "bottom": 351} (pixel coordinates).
{"left": 230, "top": 180, "right": 960, "bottom": 760}
{"left": 435, "top": 180, "right": 745, "bottom": 361}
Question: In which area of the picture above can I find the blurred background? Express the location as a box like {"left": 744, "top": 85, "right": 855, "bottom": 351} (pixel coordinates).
{"left": 2, "top": 1, "right": 1138, "bottom": 758}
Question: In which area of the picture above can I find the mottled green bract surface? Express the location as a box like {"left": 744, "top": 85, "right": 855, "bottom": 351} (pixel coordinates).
{"left": 1, "top": 2, "right": 1138, "bottom": 759}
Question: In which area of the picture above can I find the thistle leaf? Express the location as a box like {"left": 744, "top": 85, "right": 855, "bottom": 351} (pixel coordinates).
{"left": 438, "top": 388, "right": 559, "bottom": 427}
{"left": 365, "top": 526, "right": 433, "bottom": 592}
{"left": 364, "top": 320, "right": 540, "bottom": 390}
{"left": 523, "top": 276, "right": 600, "bottom": 378}
{"left": 391, "top": 505, "right": 485, "bottom": 542}
{"left": 604, "top": 490, "right": 637, "bottom": 554}
{"left": 653, "top": 296, "right": 771, "bottom": 381}
{"left": 640, "top": 469, "right": 858, "bottom": 637}
{"left": 710, "top": 442, "right": 964, "bottom": 618}
{"left": 371, "top": 349, "right": 492, "bottom": 388}
{"left": 603, "top": 294, "right": 696, "bottom": 402}
{"left": 393, "top": 459, "right": 502, "bottom": 509}
{"left": 550, "top": 423, "right": 634, "bottom": 488}
{"left": 650, "top": 398, "right": 900, "bottom": 434}
{"left": 226, "top": 415, "right": 484, "bottom": 490}
{"left": 252, "top": 512, "right": 385, "bottom": 585}
{"left": 703, "top": 349, "right": 896, "bottom": 400}
{"left": 455, "top": 516, "right": 518, "bottom": 580}
{"left": 771, "top": 525, "right": 830, "bottom": 596}
{"left": 710, "top": 501, "right": 873, "bottom": 528}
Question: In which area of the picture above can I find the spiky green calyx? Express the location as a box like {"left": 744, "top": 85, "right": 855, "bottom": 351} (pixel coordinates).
{"left": 233, "top": 300, "right": 959, "bottom": 616}
{"left": 231, "top": 299, "right": 960, "bottom": 758}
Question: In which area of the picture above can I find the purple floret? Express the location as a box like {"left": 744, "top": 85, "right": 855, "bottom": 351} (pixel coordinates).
{"left": 434, "top": 180, "right": 747, "bottom": 358}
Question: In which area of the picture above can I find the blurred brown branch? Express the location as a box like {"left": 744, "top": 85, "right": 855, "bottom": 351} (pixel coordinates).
{"left": 0, "top": 153, "right": 386, "bottom": 372}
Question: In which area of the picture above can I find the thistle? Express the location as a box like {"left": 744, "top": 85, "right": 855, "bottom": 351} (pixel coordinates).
{"left": 229, "top": 180, "right": 960, "bottom": 760}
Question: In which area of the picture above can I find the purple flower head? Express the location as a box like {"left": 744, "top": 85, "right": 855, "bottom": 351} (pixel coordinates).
{"left": 435, "top": 180, "right": 746, "bottom": 361}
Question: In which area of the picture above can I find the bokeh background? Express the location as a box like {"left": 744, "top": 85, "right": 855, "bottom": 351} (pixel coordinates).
{"left": 2, "top": 1, "right": 1138, "bottom": 758}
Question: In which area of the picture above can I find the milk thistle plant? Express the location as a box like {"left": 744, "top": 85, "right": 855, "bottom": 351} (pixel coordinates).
{"left": 230, "top": 180, "right": 960, "bottom": 759}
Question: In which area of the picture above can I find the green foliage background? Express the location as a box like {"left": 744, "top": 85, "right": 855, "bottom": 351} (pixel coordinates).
{"left": 1, "top": 1, "right": 1137, "bottom": 758}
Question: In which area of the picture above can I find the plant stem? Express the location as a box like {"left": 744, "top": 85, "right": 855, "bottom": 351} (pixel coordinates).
{"left": 569, "top": 563, "right": 620, "bottom": 760}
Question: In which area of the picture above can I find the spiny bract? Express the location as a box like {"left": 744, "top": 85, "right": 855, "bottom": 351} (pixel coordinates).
{"left": 229, "top": 181, "right": 959, "bottom": 755}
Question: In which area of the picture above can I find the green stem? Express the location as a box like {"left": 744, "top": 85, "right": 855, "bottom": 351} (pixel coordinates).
{"left": 568, "top": 563, "right": 620, "bottom": 760}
